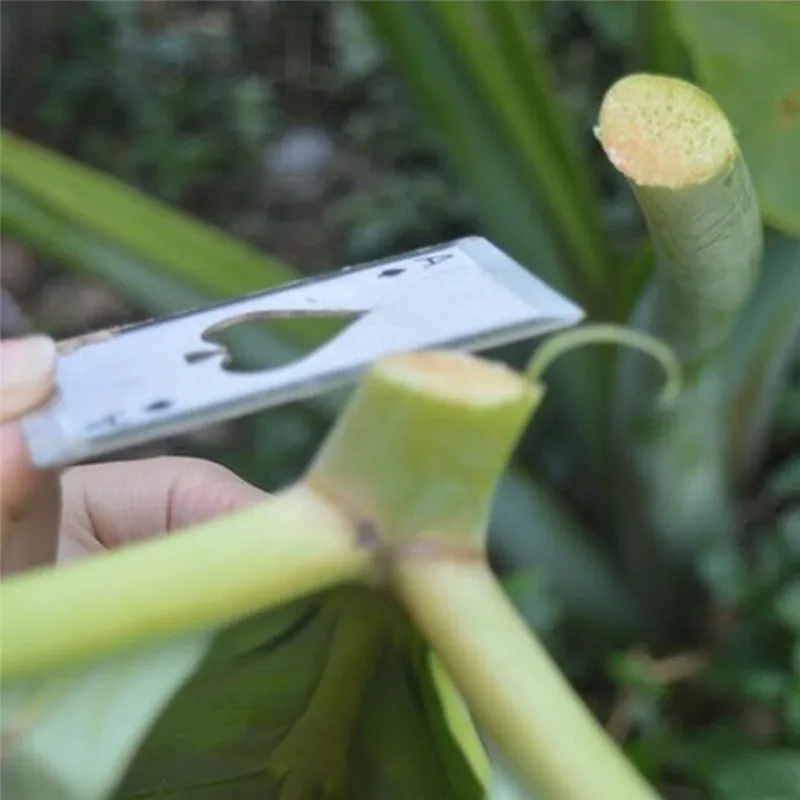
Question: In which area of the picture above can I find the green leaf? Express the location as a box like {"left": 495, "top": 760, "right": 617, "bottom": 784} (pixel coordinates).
{"left": 793, "top": 640, "right": 800, "bottom": 676}
{"left": 491, "top": 471, "right": 645, "bottom": 644}
{"left": 117, "top": 590, "right": 485, "bottom": 800}
{"left": 0, "top": 131, "right": 294, "bottom": 298}
{"left": 726, "top": 230, "right": 800, "bottom": 483}
{"left": 1, "top": 176, "right": 342, "bottom": 419}
{"left": 360, "top": 2, "right": 573, "bottom": 302}
{"left": 501, "top": 568, "right": 564, "bottom": 640}
{"left": 675, "top": 723, "right": 753, "bottom": 781}
{"left": 1, "top": 633, "right": 211, "bottom": 800}
{"left": 672, "top": 1, "right": 800, "bottom": 235}
{"left": 117, "top": 601, "right": 336, "bottom": 798}
{"left": 415, "top": 649, "right": 489, "bottom": 798}
{"left": 764, "top": 457, "right": 800, "bottom": 509}
{"left": 633, "top": 1, "right": 690, "bottom": 77}
{"left": 350, "top": 646, "right": 486, "bottom": 800}
{"left": 582, "top": 0, "right": 638, "bottom": 49}
{"left": 440, "top": 0, "right": 613, "bottom": 308}
{"left": 0, "top": 132, "right": 336, "bottom": 350}
{"left": 786, "top": 681, "right": 800, "bottom": 742}
{"left": 707, "top": 751, "right": 800, "bottom": 800}
{"left": 696, "top": 538, "right": 751, "bottom": 607}
{"left": 775, "top": 383, "right": 800, "bottom": 445}
{"left": 775, "top": 582, "right": 800, "bottom": 630}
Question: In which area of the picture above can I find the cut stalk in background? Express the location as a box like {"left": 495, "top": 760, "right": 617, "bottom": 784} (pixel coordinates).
{"left": 598, "top": 74, "right": 763, "bottom": 635}
{"left": 2, "top": 348, "right": 656, "bottom": 800}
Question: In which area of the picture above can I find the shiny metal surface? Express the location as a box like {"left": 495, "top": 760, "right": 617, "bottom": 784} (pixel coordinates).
{"left": 22, "top": 237, "right": 583, "bottom": 468}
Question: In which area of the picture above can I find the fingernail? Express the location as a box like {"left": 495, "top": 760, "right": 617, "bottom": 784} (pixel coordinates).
{"left": 1, "top": 336, "right": 57, "bottom": 416}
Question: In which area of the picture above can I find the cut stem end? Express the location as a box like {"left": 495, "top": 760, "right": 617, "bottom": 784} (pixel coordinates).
{"left": 596, "top": 73, "right": 736, "bottom": 189}
{"left": 308, "top": 351, "right": 540, "bottom": 549}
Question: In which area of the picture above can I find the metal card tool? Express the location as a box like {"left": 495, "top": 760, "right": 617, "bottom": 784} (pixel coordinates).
{"left": 22, "top": 237, "right": 584, "bottom": 469}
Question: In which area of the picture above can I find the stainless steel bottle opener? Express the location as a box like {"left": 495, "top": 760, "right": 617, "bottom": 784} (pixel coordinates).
{"left": 22, "top": 237, "right": 584, "bottom": 468}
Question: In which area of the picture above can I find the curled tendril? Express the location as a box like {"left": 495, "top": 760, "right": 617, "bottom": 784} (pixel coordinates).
{"left": 525, "top": 323, "right": 682, "bottom": 408}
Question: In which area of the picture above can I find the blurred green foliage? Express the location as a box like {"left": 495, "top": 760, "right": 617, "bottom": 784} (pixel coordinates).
{"left": 1, "top": 1, "right": 799, "bottom": 798}
{"left": 31, "top": 1, "right": 278, "bottom": 208}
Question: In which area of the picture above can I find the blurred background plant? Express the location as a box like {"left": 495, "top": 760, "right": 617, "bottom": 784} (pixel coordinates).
{"left": 1, "top": 1, "right": 798, "bottom": 798}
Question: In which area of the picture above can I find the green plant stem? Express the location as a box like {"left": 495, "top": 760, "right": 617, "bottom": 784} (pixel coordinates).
{"left": 598, "top": 75, "right": 763, "bottom": 631}
{"left": 307, "top": 351, "right": 541, "bottom": 547}
{"left": 307, "top": 349, "right": 654, "bottom": 797}
{"left": 1, "top": 486, "right": 370, "bottom": 680}
{"left": 3, "top": 347, "right": 652, "bottom": 797}
{"left": 392, "top": 558, "right": 657, "bottom": 800}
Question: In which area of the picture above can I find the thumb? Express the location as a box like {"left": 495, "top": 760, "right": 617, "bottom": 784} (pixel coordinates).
{"left": 1, "top": 335, "right": 57, "bottom": 420}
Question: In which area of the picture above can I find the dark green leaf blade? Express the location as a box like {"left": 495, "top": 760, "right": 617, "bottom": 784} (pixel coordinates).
{"left": 0, "top": 133, "right": 336, "bottom": 352}
{"left": 672, "top": 2, "right": 800, "bottom": 235}
{"left": 0, "top": 131, "right": 296, "bottom": 300}
{"left": 726, "top": 230, "right": 800, "bottom": 484}
{"left": 118, "top": 591, "right": 486, "bottom": 800}
{"left": 708, "top": 751, "right": 800, "bottom": 800}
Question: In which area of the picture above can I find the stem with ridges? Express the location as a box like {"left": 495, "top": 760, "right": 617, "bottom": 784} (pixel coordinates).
{"left": 307, "top": 351, "right": 541, "bottom": 548}
{"left": 1, "top": 485, "right": 370, "bottom": 680}
{"left": 308, "top": 349, "right": 654, "bottom": 800}
{"left": 394, "top": 559, "right": 658, "bottom": 800}
{"left": 597, "top": 74, "right": 763, "bottom": 634}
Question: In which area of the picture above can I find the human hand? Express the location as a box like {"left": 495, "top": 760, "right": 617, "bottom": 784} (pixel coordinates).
{"left": 1, "top": 335, "right": 266, "bottom": 574}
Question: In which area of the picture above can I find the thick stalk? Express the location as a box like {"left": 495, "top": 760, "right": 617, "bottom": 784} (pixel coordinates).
{"left": 597, "top": 74, "right": 762, "bottom": 632}
{"left": 1, "top": 485, "right": 370, "bottom": 680}
{"left": 307, "top": 351, "right": 541, "bottom": 547}
{"left": 394, "top": 558, "right": 657, "bottom": 800}
{"left": 307, "top": 349, "right": 655, "bottom": 799}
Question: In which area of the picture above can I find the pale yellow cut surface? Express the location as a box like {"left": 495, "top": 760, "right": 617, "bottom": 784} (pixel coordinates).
{"left": 596, "top": 73, "right": 736, "bottom": 188}
{"left": 378, "top": 351, "right": 527, "bottom": 406}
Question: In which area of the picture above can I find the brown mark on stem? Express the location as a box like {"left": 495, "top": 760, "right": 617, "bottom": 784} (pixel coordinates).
{"left": 778, "top": 91, "right": 800, "bottom": 126}
{"left": 307, "top": 476, "right": 487, "bottom": 588}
